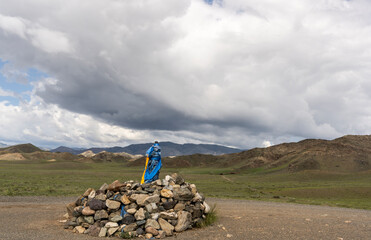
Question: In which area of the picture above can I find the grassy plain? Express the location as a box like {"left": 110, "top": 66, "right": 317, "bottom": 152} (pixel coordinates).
{"left": 0, "top": 160, "right": 370, "bottom": 210}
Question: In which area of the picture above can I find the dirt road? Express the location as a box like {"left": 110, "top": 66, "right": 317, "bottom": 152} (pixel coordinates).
{"left": 0, "top": 196, "right": 370, "bottom": 240}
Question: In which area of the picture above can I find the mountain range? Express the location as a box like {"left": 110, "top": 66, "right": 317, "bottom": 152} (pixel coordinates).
{"left": 50, "top": 141, "right": 242, "bottom": 157}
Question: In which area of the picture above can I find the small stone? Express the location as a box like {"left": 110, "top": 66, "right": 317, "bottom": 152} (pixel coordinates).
{"left": 130, "top": 194, "right": 148, "bottom": 206}
{"left": 121, "top": 194, "right": 131, "bottom": 205}
{"left": 94, "top": 209, "right": 108, "bottom": 220}
{"left": 82, "top": 206, "right": 95, "bottom": 216}
{"left": 160, "top": 189, "right": 174, "bottom": 198}
{"left": 190, "top": 184, "right": 197, "bottom": 195}
{"left": 88, "top": 199, "right": 105, "bottom": 210}
{"left": 99, "top": 227, "right": 107, "bottom": 237}
{"left": 157, "top": 230, "right": 166, "bottom": 239}
{"left": 99, "top": 183, "right": 109, "bottom": 191}
{"left": 106, "top": 199, "right": 121, "bottom": 210}
{"left": 174, "top": 203, "right": 185, "bottom": 212}
{"left": 145, "top": 219, "right": 160, "bottom": 229}
{"left": 158, "top": 218, "right": 174, "bottom": 236}
{"left": 87, "top": 223, "right": 101, "bottom": 237}
{"left": 175, "top": 211, "right": 192, "bottom": 232}
{"left": 110, "top": 214, "right": 123, "bottom": 222}
{"left": 173, "top": 187, "right": 193, "bottom": 201}
{"left": 127, "top": 208, "right": 137, "bottom": 214}
{"left": 145, "top": 233, "right": 153, "bottom": 239}
{"left": 145, "top": 202, "right": 158, "bottom": 213}
{"left": 108, "top": 227, "right": 119, "bottom": 236}
{"left": 107, "top": 180, "right": 125, "bottom": 191}
{"left": 203, "top": 201, "right": 211, "bottom": 214}
{"left": 88, "top": 189, "right": 96, "bottom": 199}
{"left": 83, "top": 188, "right": 94, "bottom": 197}
{"left": 192, "top": 192, "right": 203, "bottom": 202}
{"left": 134, "top": 208, "right": 145, "bottom": 220}
{"left": 227, "top": 234, "right": 233, "bottom": 238}
{"left": 162, "top": 201, "right": 176, "bottom": 210}
{"left": 66, "top": 202, "right": 76, "bottom": 217}
{"left": 124, "top": 223, "right": 138, "bottom": 232}
{"left": 74, "top": 226, "right": 86, "bottom": 234}
{"left": 122, "top": 214, "right": 136, "bottom": 225}
{"left": 95, "top": 193, "right": 107, "bottom": 201}
{"left": 136, "top": 220, "right": 146, "bottom": 226}
{"left": 84, "top": 216, "right": 94, "bottom": 225}
{"left": 159, "top": 212, "right": 177, "bottom": 220}
{"left": 144, "top": 194, "right": 160, "bottom": 205}
{"left": 105, "top": 222, "right": 119, "bottom": 228}
{"left": 136, "top": 227, "right": 144, "bottom": 235}
{"left": 155, "top": 179, "right": 162, "bottom": 186}
{"left": 171, "top": 173, "right": 184, "bottom": 185}
{"left": 146, "top": 227, "right": 159, "bottom": 236}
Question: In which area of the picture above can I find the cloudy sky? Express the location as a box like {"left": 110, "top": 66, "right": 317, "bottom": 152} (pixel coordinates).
{"left": 0, "top": 0, "right": 371, "bottom": 149}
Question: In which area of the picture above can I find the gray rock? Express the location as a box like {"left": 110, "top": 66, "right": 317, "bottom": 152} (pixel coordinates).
{"left": 122, "top": 214, "right": 136, "bottom": 224}
{"left": 144, "top": 194, "right": 160, "bottom": 205}
{"left": 162, "top": 201, "right": 176, "bottom": 210}
{"left": 108, "top": 227, "right": 119, "bottom": 236}
{"left": 106, "top": 199, "right": 121, "bottom": 210}
{"left": 171, "top": 173, "right": 185, "bottom": 185}
{"left": 173, "top": 188, "right": 193, "bottom": 201}
{"left": 134, "top": 208, "right": 145, "bottom": 220}
{"left": 159, "top": 211, "right": 177, "bottom": 220}
{"left": 98, "top": 227, "right": 107, "bottom": 237}
{"left": 94, "top": 209, "right": 108, "bottom": 220}
{"left": 95, "top": 193, "right": 106, "bottom": 201}
{"left": 130, "top": 194, "right": 148, "bottom": 206}
{"left": 145, "top": 219, "right": 160, "bottom": 229}
{"left": 110, "top": 214, "right": 123, "bottom": 222}
{"left": 105, "top": 222, "right": 119, "bottom": 228}
{"left": 174, "top": 203, "right": 185, "bottom": 212}
{"left": 99, "top": 183, "right": 109, "bottom": 191}
{"left": 123, "top": 223, "right": 138, "bottom": 232}
{"left": 145, "top": 202, "right": 158, "bottom": 213}
{"left": 136, "top": 220, "right": 146, "bottom": 226}
{"left": 175, "top": 211, "right": 192, "bottom": 232}
{"left": 84, "top": 216, "right": 94, "bottom": 225}
{"left": 136, "top": 227, "right": 144, "bottom": 235}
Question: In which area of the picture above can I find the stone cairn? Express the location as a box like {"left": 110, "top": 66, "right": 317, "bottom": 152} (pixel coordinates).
{"left": 64, "top": 173, "right": 211, "bottom": 239}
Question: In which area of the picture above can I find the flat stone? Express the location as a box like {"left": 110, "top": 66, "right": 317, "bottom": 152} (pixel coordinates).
{"left": 82, "top": 206, "right": 95, "bottom": 216}
{"left": 98, "top": 227, "right": 107, "bottom": 237}
{"left": 146, "top": 227, "right": 159, "bottom": 236}
{"left": 105, "top": 222, "right": 119, "bottom": 228}
{"left": 136, "top": 220, "right": 146, "bottom": 226}
{"left": 175, "top": 211, "right": 192, "bottom": 232}
{"left": 123, "top": 223, "right": 138, "bottom": 232}
{"left": 74, "top": 226, "right": 86, "bottom": 234}
{"left": 192, "top": 192, "right": 203, "bottom": 202}
{"left": 134, "top": 208, "right": 145, "bottom": 220}
{"left": 144, "top": 194, "right": 160, "bottom": 205}
{"left": 107, "top": 180, "right": 125, "bottom": 191}
{"left": 159, "top": 212, "right": 177, "bottom": 220}
{"left": 99, "top": 183, "right": 109, "bottom": 191}
{"left": 174, "top": 203, "right": 185, "bottom": 212}
{"left": 171, "top": 173, "right": 185, "bottom": 185}
{"left": 158, "top": 218, "right": 174, "bottom": 236}
{"left": 110, "top": 214, "right": 123, "bottom": 222}
{"left": 94, "top": 209, "right": 108, "bottom": 220}
{"left": 145, "top": 233, "right": 153, "bottom": 239}
{"left": 130, "top": 194, "right": 148, "bottom": 206}
{"left": 145, "top": 219, "right": 160, "bottom": 229}
{"left": 108, "top": 227, "right": 119, "bottom": 236}
{"left": 106, "top": 199, "right": 121, "bottom": 210}
{"left": 160, "top": 189, "right": 173, "bottom": 198}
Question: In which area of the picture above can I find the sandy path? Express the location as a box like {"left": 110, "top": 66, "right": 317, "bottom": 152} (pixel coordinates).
{"left": 0, "top": 196, "right": 370, "bottom": 240}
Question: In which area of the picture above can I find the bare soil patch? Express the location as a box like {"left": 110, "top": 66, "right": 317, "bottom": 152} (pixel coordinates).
{"left": 0, "top": 196, "right": 370, "bottom": 240}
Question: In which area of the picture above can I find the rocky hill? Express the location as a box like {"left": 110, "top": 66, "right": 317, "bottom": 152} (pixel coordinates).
{"left": 0, "top": 143, "right": 43, "bottom": 153}
{"left": 128, "top": 135, "right": 371, "bottom": 173}
{"left": 51, "top": 142, "right": 242, "bottom": 157}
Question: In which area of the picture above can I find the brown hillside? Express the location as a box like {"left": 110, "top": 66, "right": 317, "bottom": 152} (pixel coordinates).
{"left": 150, "top": 135, "right": 371, "bottom": 173}
{"left": 0, "top": 143, "right": 43, "bottom": 154}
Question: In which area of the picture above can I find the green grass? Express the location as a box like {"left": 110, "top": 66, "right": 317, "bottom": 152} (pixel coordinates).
{"left": 0, "top": 160, "right": 370, "bottom": 210}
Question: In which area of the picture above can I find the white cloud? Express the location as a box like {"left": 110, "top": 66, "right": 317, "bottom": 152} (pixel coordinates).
{"left": 0, "top": 0, "right": 371, "bottom": 149}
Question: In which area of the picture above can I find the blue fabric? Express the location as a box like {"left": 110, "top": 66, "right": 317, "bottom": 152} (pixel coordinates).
{"left": 144, "top": 143, "right": 162, "bottom": 183}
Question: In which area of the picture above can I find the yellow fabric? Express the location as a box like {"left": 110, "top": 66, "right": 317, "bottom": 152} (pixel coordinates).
{"left": 141, "top": 156, "right": 149, "bottom": 184}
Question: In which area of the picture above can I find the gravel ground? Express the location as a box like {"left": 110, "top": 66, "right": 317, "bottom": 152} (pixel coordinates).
{"left": 0, "top": 196, "right": 370, "bottom": 240}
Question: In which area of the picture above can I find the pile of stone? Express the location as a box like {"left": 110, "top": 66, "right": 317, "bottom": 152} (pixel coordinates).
{"left": 64, "top": 173, "right": 211, "bottom": 239}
